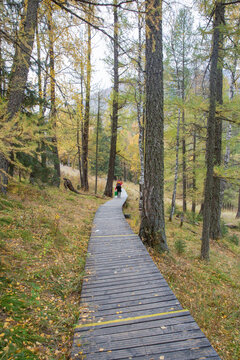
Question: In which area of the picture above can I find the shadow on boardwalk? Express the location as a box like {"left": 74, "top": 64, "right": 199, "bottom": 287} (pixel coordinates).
{"left": 71, "top": 189, "right": 221, "bottom": 360}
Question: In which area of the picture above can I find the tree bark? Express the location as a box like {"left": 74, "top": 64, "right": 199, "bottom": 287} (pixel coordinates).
{"left": 104, "top": 0, "right": 119, "bottom": 197}
{"left": 236, "top": 188, "right": 240, "bottom": 218}
{"left": 169, "top": 109, "right": 180, "bottom": 221}
{"left": 0, "top": 0, "right": 39, "bottom": 194}
{"left": 209, "top": 3, "right": 225, "bottom": 239}
{"left": 82, "top": 9, "right": 92, "bottom": 191}
{"left": 136, "top": 0, "right": 145, "bottom": 212}
{"left": 201, "top": 1, "right": 223, "bottom": 260}
{"left": 95, "top": 92, "right": 100, "bottom": 194}
{"left": 191, "top": 128, "right": 197, "bottom": 213}
{"left": 181, "top": 32, "right": 187, "bottom": 212}
{"left": 47, "top": 5, "right": 60, "bottom": 187}
{"left": 139, "top": 0, "right": 168, "bottom": 251}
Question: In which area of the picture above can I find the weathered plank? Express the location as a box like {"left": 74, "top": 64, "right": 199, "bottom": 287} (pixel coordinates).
{"left": 71, "top": 190, "right": 221, "bottom": 359}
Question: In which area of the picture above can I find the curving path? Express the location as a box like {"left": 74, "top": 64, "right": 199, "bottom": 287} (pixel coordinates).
{"left": 71, "top": 190, "right": 221, "bottom": 360}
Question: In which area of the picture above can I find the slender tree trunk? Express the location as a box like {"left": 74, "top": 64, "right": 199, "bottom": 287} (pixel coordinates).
{"left": 181, "top": 32, "right": 187, "bottom": 212}
{"left": 139, "top": 0, "right": 167, "bottom": 251}
{"left": 48, "top": 5, "right": 60, "bottom": 187}
{"left": 82, "top": 9, "right": 92, "bottom": 192}
{"left": 79, "top": 67, "right": 84, "bottom": 188}
{"left": 192, "top": 128, "right": 197, "bottom": 213}
{"left": 0, "top": 8, "right": 3, "bottom": 98}
{"left": 95, "top": 92, "right": 100, "bottom": 194}
{"left": 182, "top": 110, "right": 187, "bottom": 212}
{"left": 201, "top": 1, "right": 223, "bottom": 260}
{"left": 36, "top": 20, "right": 46, "bottom": 169}
{"left": 77, "top": 114, "right": 83, "bottom": 188}
{"left": 210, "top": 4, "right": 224, "bottom": 239}
{"left": 236, "top": 188, "right": 240, "bottom": 218}
{"left": 104, "top": 0, "right": 119, "bottom": 197}
{"left": 136, "top": 0, "right": 144, "bottom": 211}
{"left": 0, "top": 0, "right": 39, "bottom": 194}
{"left": 169, "top": 109, "right": 180, "bottom": 221}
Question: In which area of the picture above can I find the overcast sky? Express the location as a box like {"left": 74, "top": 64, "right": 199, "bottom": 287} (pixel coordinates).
{"left": 91, "top": 0, "right": 200, "bottom": 89}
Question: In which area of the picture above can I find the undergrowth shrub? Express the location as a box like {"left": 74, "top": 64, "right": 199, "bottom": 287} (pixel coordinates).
{"left": 220, "top": 220, "right": 229, "bottom": 237}
{"left": 174, "top": 239, "right": 186, "bottom": 254}
{"left": 228, "top": 234, "right": 239, "bottom": 246}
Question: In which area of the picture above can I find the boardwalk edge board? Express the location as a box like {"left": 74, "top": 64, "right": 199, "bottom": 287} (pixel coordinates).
{"left": 71, "top": 189, "right": 221, "bottom": 360}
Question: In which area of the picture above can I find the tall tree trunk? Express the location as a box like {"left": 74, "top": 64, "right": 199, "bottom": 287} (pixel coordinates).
{"left": 77, "top": 112, "right": 83, "bottom": 189}
{"left": 104, "top": 0, "right": 119, "bottom": 197}
{"left": 0, "top": 0, "right": 39, "bottom": 194}
{"left": 169, "top": 109, "right": 180, "bottom": 221}
{"left": 79, "top": 65, "right": 84, "bottom": 188}
{"left": 0, "top": 6, "right": 4, "bottom": 99}
{"left": 182, "top": 110, "right": 187, "bottom": 212}
{"left": 36, "top": 19, "right": 46, "bottom": 169}
{"left": 82, "top": 9, "right": 92, "bottom": 192}
{"left": 221, "top": 62, "right": 235, "bottom": 213}
{"left": 236, "top": 188, "right": 240, "bottom": 218}
{"left": 136, "top": 0, "right": 144, "bottom": 211}
{"left": 48, "top": 5, "right": 60, "bottom": 187}
{"left": 201, "top": 1, "right": 223, "bottom": 260}
{"left": 210, "top": 4, "right": 224, "bottom": 239}
{"left": 191, "top": 128, "right": 197, "bottom": 213}
{"left": 181, "top": 31, "right": 187, "bottom": 212}
{"left": 95, "top": 92, "right": 100, "bottom": 194}
{"left": 139, "top": 0, "right": 168, "bottom": 251}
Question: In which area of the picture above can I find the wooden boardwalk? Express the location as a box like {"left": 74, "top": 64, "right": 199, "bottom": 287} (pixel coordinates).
{"left": 71, "top": 190, "right": 221, "bottom": 360}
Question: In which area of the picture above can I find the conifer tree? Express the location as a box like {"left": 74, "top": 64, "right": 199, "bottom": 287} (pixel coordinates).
{"left": 0, "top": 0, "right": 39, "bottom": 194}
{"left": 139, "top": 0, "right": 168, "bottom": 251}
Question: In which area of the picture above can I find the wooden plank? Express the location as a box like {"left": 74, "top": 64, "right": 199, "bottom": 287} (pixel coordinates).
{"left": 71, "top": 191, "right": 221, "bottom": 360}
{"left": 73, "top": 338, "right": 213, "bottom": 360}
{"left": 78, "top": 329, "right": 205, "bottom": 354}
{"left": 77, "top": 321, "right": 200, "bottom": 344}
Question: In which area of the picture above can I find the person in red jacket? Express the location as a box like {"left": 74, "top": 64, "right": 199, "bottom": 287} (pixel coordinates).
{"left": 115, "top": 180, "right": 122, "bottom": 198}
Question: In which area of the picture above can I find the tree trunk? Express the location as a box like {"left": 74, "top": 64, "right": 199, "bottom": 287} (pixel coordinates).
{"left": 36, "top": 19, "right": 47, "bottom": 169}
{"left": 95, "top": 92, "right": 100, "bottom": 194}
{"left": 104, "top": 0, "right": 119, "bottom": 197}
{"left": 0, "top": 0, "right": 39, "bottom": 194}
{"left": 236, "top": 188, "right": 240, "bottom": 218}
{"left": 136, "top": 0, "right": 144, "bottom": 212}
{"left": 169, "top": 108, "right": 180, "bottom": 221}
{"left": 191, "top": 128, "right": 197, "bottom": 213}
{"left": 181, "top": 37, "right": 187, "bottom": 212}
{"left": 82, "top": 7, "right": 92, "bottom": 192}
{"left": 139, "top": 0, "right": 168, "bottom": 251}
{"left": 201, "top": 1, "right": 223, "bottom": 260}
{"left": 48, "top": 5, "right": 60, "bottom": 187}
{"left": 79, "top": 66, "right": 84, "bottom": 188}
{"left": 182, "top": 109, "right": 187, "bottom": 212}
{"left": 209, "top": 3, "right": 225, "bottom": 239}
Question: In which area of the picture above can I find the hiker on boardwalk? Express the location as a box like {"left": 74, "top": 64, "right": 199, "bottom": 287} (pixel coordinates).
{"left": 115, "top": 180, "right": 122, "bottom": 198}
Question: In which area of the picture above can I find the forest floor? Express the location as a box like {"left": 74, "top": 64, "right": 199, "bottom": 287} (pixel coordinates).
{"left": 0, "top": 173, "right": 106, "bottom": 360}
{"left": 124, "top": 182, "right": 240, "bottom": 360}
{"left": 0, "top": 174, "right": 239, "bottom": 360}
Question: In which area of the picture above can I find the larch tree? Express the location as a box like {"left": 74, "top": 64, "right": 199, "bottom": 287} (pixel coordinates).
{"left": 0, "top": 0, "right": 39, "bottom": 194}
{"left": 139, "top": 0, "right": 168, "bottom": 251}
{"left": 209, "top": 2, "right": 225, "bottom": 239}
{"left": 201, "top": 0, "right": 224, "bottom": 260}
{"left": 82, "top": 5, "right": 92, "bottom": 191}
{"left": 47, "top": 1, "right": 61, "bottom": 187}
{"left": 104, "top": 0, "right": 119, "bottom": 197}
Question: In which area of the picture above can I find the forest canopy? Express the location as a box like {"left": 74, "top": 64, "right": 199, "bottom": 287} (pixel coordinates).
{"left": 0, "top": 0, "right": 240, "bottom": 258}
